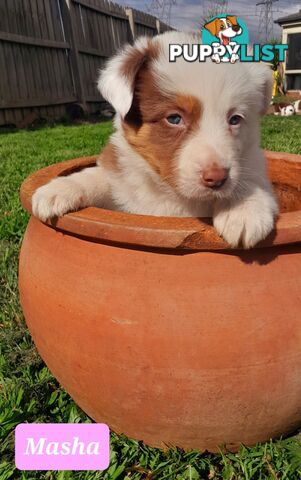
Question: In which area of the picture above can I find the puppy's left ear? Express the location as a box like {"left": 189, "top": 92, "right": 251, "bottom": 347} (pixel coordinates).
{"left": 97, "top": 37, "right": 152, "bottom": 118}
{"left": 249, "top": 63, "right": 273, "bottom": 115}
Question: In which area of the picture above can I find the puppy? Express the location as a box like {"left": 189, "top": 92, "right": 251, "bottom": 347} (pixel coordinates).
{"left": 273, "top": 103, "right": 295, "bottom": 116}
{"left": 32, "top": 31, "right": 278, "bottom": 249}
{"left": 204, "top": 16, "right": 242, "bottom": 63}
{"left": 204, "top": 15, "right": 242, "bottom": 46}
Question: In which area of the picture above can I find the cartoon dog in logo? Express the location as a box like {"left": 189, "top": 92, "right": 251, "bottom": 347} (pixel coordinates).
{"left": 204, "top": 15, "right": 242, "bottom": 63}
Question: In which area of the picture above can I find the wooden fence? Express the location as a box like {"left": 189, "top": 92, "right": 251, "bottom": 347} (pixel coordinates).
{"left": 0, "top": 0, "right": 172, "bottom": 127}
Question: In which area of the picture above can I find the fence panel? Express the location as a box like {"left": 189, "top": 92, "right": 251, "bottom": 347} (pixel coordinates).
{"left": 0, "top": 0, "right": 75, "bottom": 126}
{"left": 71, "top": 0, "right": 132, "bottom": 106}
{"left": 132, "top": 9, "right": 157, "bottom": 37}
{"left": 0, "top": 0, "right": 173, "bottom": 126}
{"left": 159, "top": 20, "right": 173, "bottom": 33}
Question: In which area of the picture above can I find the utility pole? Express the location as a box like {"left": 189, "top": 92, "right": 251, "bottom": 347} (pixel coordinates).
{"left": 256, "top": 0, "right": 279, "bottom": 43}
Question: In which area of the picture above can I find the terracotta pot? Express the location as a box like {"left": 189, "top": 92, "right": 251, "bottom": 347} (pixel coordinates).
{"left": 19, "top": 151, "right": 301, "bottom": 452}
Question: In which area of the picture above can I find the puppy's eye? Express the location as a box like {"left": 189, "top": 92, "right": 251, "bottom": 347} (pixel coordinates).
{"left": 229, "top": 114, "right": 243, "bottom": 126}
{"left": 166, "top": 114, "right": 183, "bottom": 126}
{"left": 220, "top": 24, "right": 225, "bottom": 30}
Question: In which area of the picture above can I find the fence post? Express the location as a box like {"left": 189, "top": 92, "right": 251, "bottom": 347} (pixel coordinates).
{"left": 156, "top": 19, "right": 161, "bottom": 34}
{"left": 126, "top": 8, "right": 136, "bottom": 41}
{"left": 59, "top": 0, "right": 88, "bottom": 112}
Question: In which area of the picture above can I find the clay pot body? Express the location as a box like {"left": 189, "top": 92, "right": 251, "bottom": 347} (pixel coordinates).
{"left": 19, "top": 151, "right": 301, "bottom": 451}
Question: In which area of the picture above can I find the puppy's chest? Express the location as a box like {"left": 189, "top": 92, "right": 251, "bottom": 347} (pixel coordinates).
{"left": 107, "top": 169, "right": 213, "bottom": 218}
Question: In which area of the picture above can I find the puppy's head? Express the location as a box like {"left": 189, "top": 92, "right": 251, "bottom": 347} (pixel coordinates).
{"left": 283, "top": 105, "right": 295, "bottom": 116}
{"left": 205, "top": 16, "right": 242, "bottom": 44}
{"left": 98, "top": 32, "right": 273, "bottom": 202}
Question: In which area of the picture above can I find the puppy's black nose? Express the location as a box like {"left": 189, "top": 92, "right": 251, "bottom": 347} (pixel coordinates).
{"left": 232, "top": 24, "right": 240, "bottom": 32}
{"left": 201, "top": 167, "right": 229, "bottom": 189}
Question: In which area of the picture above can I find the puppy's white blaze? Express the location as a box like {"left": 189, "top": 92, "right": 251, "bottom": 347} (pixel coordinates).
{"left": 97, "top": 37, "right": 150, "bottom": 118}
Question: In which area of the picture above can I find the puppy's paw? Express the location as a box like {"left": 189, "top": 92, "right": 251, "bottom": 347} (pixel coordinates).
{"left": 213, "top": 189, "right": 278, "bottom": 248}
{"left": 230, "top": 54, "right": 239, "bottom": 63}
{"left": 211, "top": 53, "right": 221, "bottom": 63}
{"left": 32, "top": 178, "right": 85, "bottom": 222}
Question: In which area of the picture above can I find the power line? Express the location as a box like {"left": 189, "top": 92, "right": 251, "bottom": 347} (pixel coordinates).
{"left": 256, "top": 0, "right": 279, "bottom": 42}
{"left": 201, "top": 0, "right": 229, "bottom": 24}
{"left": 147, "top": 0, "right": 176, "bottom": 25}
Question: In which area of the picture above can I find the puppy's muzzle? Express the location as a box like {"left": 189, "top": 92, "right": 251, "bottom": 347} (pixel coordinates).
{"left": 201, "top": 167, "right": 229, "bottom": 189}
{"left": 232, "top": 24, "right": 241, "bottom": 32}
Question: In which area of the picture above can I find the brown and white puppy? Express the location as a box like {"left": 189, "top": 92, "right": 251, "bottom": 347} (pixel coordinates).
{"left": 273, "top": 102, "right": 295, "bottom": 116}
{"left": 32, "top": 32, "right": 278, "bottom": 248}
{"left": 204, "top": 16, "right": 242, "bottom": 46}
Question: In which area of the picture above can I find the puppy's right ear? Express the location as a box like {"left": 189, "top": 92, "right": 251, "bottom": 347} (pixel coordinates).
{"left": 97, "top": 37, "right": 151, "bottom": 118}
{"left": 248, "top": 62, "right": 273, "bottom": 115}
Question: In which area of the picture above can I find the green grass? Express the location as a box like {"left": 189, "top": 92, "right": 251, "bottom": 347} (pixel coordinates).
{"left": 261, "top": 116, "right": 301, "bottom": 154}
{"left": 1, "top": 116, "right": 301, "bottom": 480}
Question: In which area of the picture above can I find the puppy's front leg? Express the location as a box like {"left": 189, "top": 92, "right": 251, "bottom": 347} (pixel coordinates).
{"left": 213, "top": 181, "right": 278, "bottom": 249}
{"left": 32, "top": 164, "right": 109, "bottom": 222}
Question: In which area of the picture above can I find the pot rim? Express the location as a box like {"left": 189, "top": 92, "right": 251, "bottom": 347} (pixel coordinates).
{"left": 20, "top": 150, "right": 301, "bottom": 251}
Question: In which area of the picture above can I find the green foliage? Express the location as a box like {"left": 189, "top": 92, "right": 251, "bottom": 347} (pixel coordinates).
{"left": 0, "top": 119, "right": 301, "bottom": 479}
{"left": 268, "top": 38, "right": 282, "bottom": 71}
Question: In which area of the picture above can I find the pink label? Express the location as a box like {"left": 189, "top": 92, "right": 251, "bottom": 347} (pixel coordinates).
{"left": 15, "top": 423, "right": 110, "bottom": 471}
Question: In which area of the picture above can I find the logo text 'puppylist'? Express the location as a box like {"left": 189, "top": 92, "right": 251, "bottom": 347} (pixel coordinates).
{"left": 169, "top": 15, "right": 288, "bottom": 64}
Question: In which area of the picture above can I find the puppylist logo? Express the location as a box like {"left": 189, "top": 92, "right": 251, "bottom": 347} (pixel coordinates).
{"left": 169, "top": 15, "right": 288, "bottom": 64}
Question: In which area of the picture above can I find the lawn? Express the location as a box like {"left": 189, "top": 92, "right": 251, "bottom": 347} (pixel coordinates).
{"left": 1, "top": 116, "right": 301, "bottom": 480}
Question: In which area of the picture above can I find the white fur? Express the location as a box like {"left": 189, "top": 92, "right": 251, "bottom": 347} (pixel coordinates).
{"left": 275, "top": 105, "right": 296, "bottom": 117}
{"left": 294, "top": 100, "right": 301, "bottom": 113}
{"left": 283, "top": 105, "right": 295, "bottom": 116}
{"left": 32, "top": 166, "right": 110, "bottom": 222}
{"left": 32, "top": 32, "right": 278, "bottom": 248}
{"left": 97, "top": 37, "right": 150, "bottom": 119}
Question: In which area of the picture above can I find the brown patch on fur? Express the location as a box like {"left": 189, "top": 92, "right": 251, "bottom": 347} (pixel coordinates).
{"left": 273, "top": 102, "right": 292, "bottom": 114}
{"left": 120, "top": 40, "right": 160, "bottom": 92}
{"left": 122, "top": 64, "right": 202, "bottom": 186}
{"left": 98, "top": 143, "right": 120, "bottom": 172}
{"left": 273, "top": 104, "right": 281, "bottom": 113}
{"left": 175, "top": 94, "right": 202, "bottom": 124}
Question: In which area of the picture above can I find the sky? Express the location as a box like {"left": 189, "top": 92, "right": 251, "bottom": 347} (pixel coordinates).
{"left": 116, "top": 0, "right": 301, "bottom": 42}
